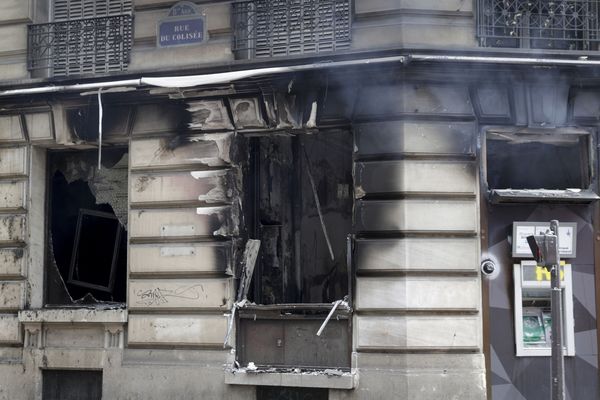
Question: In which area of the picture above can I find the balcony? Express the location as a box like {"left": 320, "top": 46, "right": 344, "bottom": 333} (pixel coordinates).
{"left": 478, "top": 0, "right": 600, "bottom": 50}
{"left": 232, "top": 0, "right": 351, "bottom": 59}
{"left": 27, "top": 14, "right": 133, "bottom": 78}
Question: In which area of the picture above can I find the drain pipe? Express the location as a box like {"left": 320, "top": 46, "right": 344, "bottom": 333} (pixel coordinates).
{"left": 1, "top": 53, "right": 599, "bottom": 97}
{"left": 407, "top": 53, "right": 600, "bottom": 66}
{"left": 0, "top": 55, "right": 408, "bottom": 97}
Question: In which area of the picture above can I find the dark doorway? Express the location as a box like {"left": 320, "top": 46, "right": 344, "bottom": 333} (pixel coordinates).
{"left": 256, "top": 386, "right": 328, "bottom": 400}
{"left": 43, "top": 370, "right": 102, "bottom": 400}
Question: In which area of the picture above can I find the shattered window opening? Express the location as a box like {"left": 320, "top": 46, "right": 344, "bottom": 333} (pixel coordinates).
{"left": 235, "top": 129, "right": 353, "bottom": 371}
{"left": 486, "top": 131, "right": 591, "bottom": 191}
{"left": 46, "top": 149, "right": 128, "bottom": 305}
{"left": 245, "top": 131, "right": 353, "bottom": 305}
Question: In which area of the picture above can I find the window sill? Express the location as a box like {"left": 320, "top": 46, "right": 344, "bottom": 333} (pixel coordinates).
{"left": 490, "top": 189, "right": 600, "bottom": 204}
{"left": 224, "top": 368, "right": 357, "bottom": 389}
{"left": 18, "top": 307, "right": 127, "bottom": 324}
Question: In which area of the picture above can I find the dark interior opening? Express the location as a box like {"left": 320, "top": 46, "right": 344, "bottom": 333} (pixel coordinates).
{"left": 43, "top": 370, "right": 102, "bottom": 400}
{"left": 256, "top": 386, "right": 328, "bottom": 400}
{"left": 486, "top": 132, "right": 590, "bottom": 190}
{"left": 46, "top": 149, "right": 128, "bottom": 305}
{"left": 244, "top": 131, "right": 353, "bottom": 304}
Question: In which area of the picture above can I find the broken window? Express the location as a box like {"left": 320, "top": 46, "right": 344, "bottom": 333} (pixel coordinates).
{"left": 246, "top": 132, "right": 352, "bottom": 304}
{"left": 235, "top": 130, "right": 353, "bottom": 370}
{"left": 46, "top": 149, "right": 128, "bottom": 305}
{"left": 485, "top": 130, "right": 599, "bottom": 203}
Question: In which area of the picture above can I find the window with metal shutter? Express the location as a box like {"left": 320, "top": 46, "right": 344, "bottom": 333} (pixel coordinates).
{"left": 477, "top": 0, "right": 600, "bottom": 50}
{"left": 233, "top": 0, "right": 351, "bottom": 59}
{"left": 28, "top": 0, "right": 134, "bottom": 76}
{"left": 53, "top": 0, "right": 132, "bottom": 21}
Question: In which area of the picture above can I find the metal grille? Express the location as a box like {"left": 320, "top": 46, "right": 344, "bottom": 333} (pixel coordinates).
{"left": 28, "top": 14, "right": 133, "bottom": 77}
{"left": 478, "top": 0, "right": 600, "bottom": 50}
{"left": 232, "top": 0, "right": 351, "bottom": 59}
{"left": 53, "top": 0, "right": 133, "bottom": 21}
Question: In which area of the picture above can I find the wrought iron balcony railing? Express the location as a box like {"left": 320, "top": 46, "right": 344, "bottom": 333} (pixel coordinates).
{"left": 478, "top": 0, "right": 600, "bottom": 50}
{"left": 232, "top": 0, "right": 351, "bottom": 59}
{"left": 28, "top": 14, "right": 133, "bottom": 77}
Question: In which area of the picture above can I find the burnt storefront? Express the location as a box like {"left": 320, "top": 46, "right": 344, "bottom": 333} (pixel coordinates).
{"left": 1, "top": 1, "right": 600, "bottom": 399}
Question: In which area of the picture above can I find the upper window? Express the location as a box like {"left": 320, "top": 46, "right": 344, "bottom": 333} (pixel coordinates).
{"left": 232, "top": 0, "right": 351, "bottom": 59}
{"left": 28, "top": 0, "right": 133, "bottom": 77}
{"left": 478, "top": 0, "right": 600, "bottom": 50}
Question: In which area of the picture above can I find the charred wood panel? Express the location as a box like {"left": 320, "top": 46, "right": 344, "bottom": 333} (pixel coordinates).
{"left": 0, "top": 248, "right": 26, "bottom": 277}
{"left": 0, "top": 180, "right": 27, "bottom": 210}
{"left": 570, "top": 88, "right": 600, "bottom": 124}
{"left": 356, "top": 277, "right": 479, "bottom": 311}
{"left": 127, "top": 314, "right": 228, "bottom": 347}
{"left": 356, "top": 315, "right": 480, "bottom": 351}
{"left": 355, "top": 238, "right": 479, "bottom": 273}
{"left": 0, "top": 314, "right": 21, "bottom": 344}
{"left": 470, "top": 84, "right": 514, "bottom": 124}
{"left": 354, "top": 84, "right": 474, "bottom": 120}
{"left": 355, "top": 160, "right": 476, "bottom": 197}
{"left": 130, "top": 170, "right": 234, "bottom": 205}
{"left": 129, "top": 207, "right": 235, "bottom": 239}
{"left": 354, "top": 121, "right": 476, "bottom": 157}
{"left": 0, "top": 115, "right": 25, "bottom": 143}
{"left": 129, "top": 242, "right": 232, "bottom": 275}
{"left": 128, "top": 278, "right": 232, "bottom": 310}
{"left": 238, "top": 318, "right": 350, "bottom": 368}
{"left": 0, "top": 282, "right": 24, "bottom": 311}
{"left": 354, "top": 199, "right": 477, "bottom": 233}
{"left": 23, "top": 111, "right": 55, "bottom": 142}
{"left": 0, "top": 146, "right": 27, "bottom": 177}
{"left": 131, "top": 103, "right": 188, "bottom": 136}
{"left": 130, "top": 135, "right": 231, "bottom": 169}
{"left": 0, "top": 215, "right": 26, "bottom": 243}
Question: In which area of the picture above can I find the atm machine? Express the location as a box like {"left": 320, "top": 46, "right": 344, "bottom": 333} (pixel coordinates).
{"left": 512, "top": 222, "right": 576, "bottom": 357}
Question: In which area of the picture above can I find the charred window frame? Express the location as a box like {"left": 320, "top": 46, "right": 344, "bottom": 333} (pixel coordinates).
{"left": 483, "top": 128, "right": 599, "bottom": 203}
{"left": 477, "top": 0, "right": 600, "bottom": 50}
{"left": 236, "top": 130, "right": 354, "bottom": 371}
{"left": 45, "top": 148, "right": 128, "bottom": 305}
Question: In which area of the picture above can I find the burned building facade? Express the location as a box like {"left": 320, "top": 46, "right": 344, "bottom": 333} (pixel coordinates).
{"left": 0, "top": 0, "right": 598, "bottom": 399}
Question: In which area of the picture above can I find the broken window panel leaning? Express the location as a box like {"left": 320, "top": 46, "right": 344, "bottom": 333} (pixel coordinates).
{"left": 47, "top": 149, "right": 128, "bottom": 304}
{"left": 68, "top": 209, "right": 124, "bottom": 293}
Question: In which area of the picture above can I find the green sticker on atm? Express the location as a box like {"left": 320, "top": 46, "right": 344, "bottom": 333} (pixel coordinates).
{"left": 523, "top": 313, "right": 545, "bottom": 343}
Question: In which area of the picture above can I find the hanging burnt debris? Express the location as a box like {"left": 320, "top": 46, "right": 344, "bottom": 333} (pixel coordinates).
{"left": 47, "top": 149, "right": 128, "bottom": 304}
